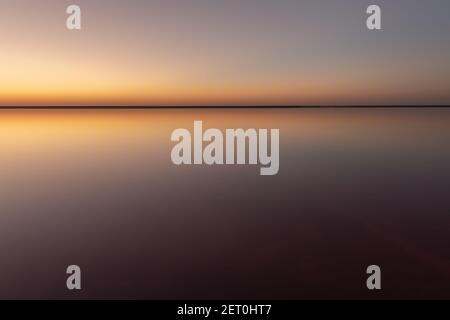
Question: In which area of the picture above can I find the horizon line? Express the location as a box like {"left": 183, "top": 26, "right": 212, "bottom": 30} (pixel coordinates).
{"left": 0, "top": 105, "right": 450, "bottom": 109}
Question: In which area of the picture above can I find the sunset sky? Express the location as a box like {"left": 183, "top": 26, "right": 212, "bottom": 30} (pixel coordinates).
{"left": 1, "top": 0, "right": 449, "bottom": 106}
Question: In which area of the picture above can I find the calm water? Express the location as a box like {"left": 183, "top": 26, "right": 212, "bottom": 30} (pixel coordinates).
{"left": 0, "top": 108, "right": 449, "bottom": 299}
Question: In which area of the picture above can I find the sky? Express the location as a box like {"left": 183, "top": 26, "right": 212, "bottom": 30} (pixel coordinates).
{"left": 0, "top": 0, "right": 449, "bottom": 106}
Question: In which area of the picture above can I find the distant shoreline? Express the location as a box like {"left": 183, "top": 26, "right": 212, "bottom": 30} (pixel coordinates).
{"left": 0, "top": 105, "right": 450, "bottom": 109}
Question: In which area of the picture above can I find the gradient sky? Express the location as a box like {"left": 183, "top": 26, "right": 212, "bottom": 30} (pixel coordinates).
{"left": 1, "top": 0, "right": 449, "bottom": 106}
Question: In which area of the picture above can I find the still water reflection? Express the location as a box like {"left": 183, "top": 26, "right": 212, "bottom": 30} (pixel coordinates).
{"left": 0, "top": 108, "right": 449, "bottom": 299}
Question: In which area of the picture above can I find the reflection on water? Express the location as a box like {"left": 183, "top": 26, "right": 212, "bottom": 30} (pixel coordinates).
{"left": 0, "top": 108, "right": 449, "bottom": 299}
